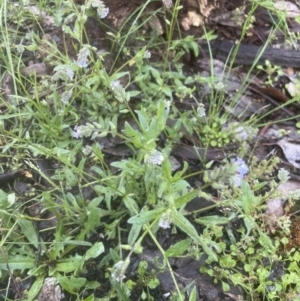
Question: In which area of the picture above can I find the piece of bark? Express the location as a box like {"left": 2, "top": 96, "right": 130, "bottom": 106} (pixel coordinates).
{"left": 198, "top": 39, "right": 300, "bottom": 67}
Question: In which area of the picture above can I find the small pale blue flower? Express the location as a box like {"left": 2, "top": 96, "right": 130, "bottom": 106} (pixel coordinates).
{"left": 87, "top": 0, "right": 109, "bottom": 19}
{"left": 159, "top": 211, "right": 173, "bottom": 229}
{"left": 111, "top": 259, "right": 129, "bottom": 282}
{"left": 230, "top": 174, "right": 244, "bottom": 187}
{"left": 230, "top": 157, "right": 249, "bottom": 187}
{"left": 72, "top": 126, "right": 79, "bottom": 139}
{"left": 144, "top": 149, "right": 164, "bottom": 165}
{"left": 110, "top": 80, "right": 121, "bottom": 90}
{"left": 65, "top": 68, "right": 74, "bottom": 80}
{"left": 76, "top": 58, "right": 88, "bottom": 68}
{"left": 100, "top": 7, "right": 109, "bottom": 18}
{"left": 232, "top": 157, "right": 249, "bottom": 177}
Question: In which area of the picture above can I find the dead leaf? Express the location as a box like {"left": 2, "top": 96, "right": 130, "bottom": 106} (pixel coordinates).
{"left": 276, "top": 138, "right": 300, "bottom": 168}
{"left": 161, "top": 0, "right": 173, "bottom": 9}
{"left": 286, "top": 81, "right": 300, "bottom": 97}
{"left": 264, "top": 198, "right": 285, "bottom": 226}
{"left": 279, "top": 180, "right": 300, "bottom": 192}
{"left": 224, "top": 292, "right": 244, "bottom": 301}
{"left": 258, "top": 86, "right": 288, "bottom": 103}
{"left": 274, "top": 1, "right": 300, "bottom": 18}
{"left": 181, "top": 11, "right": 203, "bottom": 31}
{"left": 21, "top": 63, "right": 49, "bottom": 77}
{"left": 211, "top": 7, "right": 246, "bottom": 27}
{"left": 27, "top": 6, "right": 56, "bottom": 28}
{"left": 38, "top": 277, "right": 62, "bottom": 301}
{"left": 147, "top": 14, "right": 164, "bottom": 35}
{"left": 286, "top": 78, "right": 300, "bottom": 97}
{"left": 198, "top": 0, "right": 219, "bottom": 18}
{"left": 264, "top": 180, "right": 300, "bottom": 230}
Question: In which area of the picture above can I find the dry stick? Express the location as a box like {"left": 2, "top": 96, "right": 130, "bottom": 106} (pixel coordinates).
{"left": 248, "top": 86, "right": 296, "bottom": 118}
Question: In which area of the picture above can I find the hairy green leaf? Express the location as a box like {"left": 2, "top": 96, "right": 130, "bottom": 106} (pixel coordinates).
{"left": 18, "top": 218, "right": 38, "bottom": 249}
{"left": 0, "top": 254, "right": 35, "bottom": 271}
{"left": 165, "top": 239, "right": 192, "bottom": 257}
{"left": 127, "top": 208, "right": 164, "bottom": 224}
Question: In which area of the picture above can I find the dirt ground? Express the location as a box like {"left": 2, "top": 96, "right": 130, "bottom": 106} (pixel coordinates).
{"left": 2, "top": 0, "right": 300, "bottom": 300}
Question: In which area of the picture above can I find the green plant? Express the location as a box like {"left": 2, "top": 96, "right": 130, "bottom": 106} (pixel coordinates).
{"left": 198, "top": 157, "right": 300, "bottom": 301}
{"left": 193, "top": 112, "right": 231, "bottom": 147}
{"left": 257, "top": 60, "right": 284, "bottom": 86}
{"left": 2, "top": 0, "right": 300, "bottom": 300}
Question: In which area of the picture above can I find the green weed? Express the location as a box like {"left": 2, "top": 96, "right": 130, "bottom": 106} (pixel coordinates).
{"left": 0, "top": 0, "right": 300, "bottom": 300}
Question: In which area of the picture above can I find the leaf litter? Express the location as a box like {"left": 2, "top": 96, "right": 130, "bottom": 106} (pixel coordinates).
{"left": 2, "top": 0, "right": 300, "bottom": 300}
